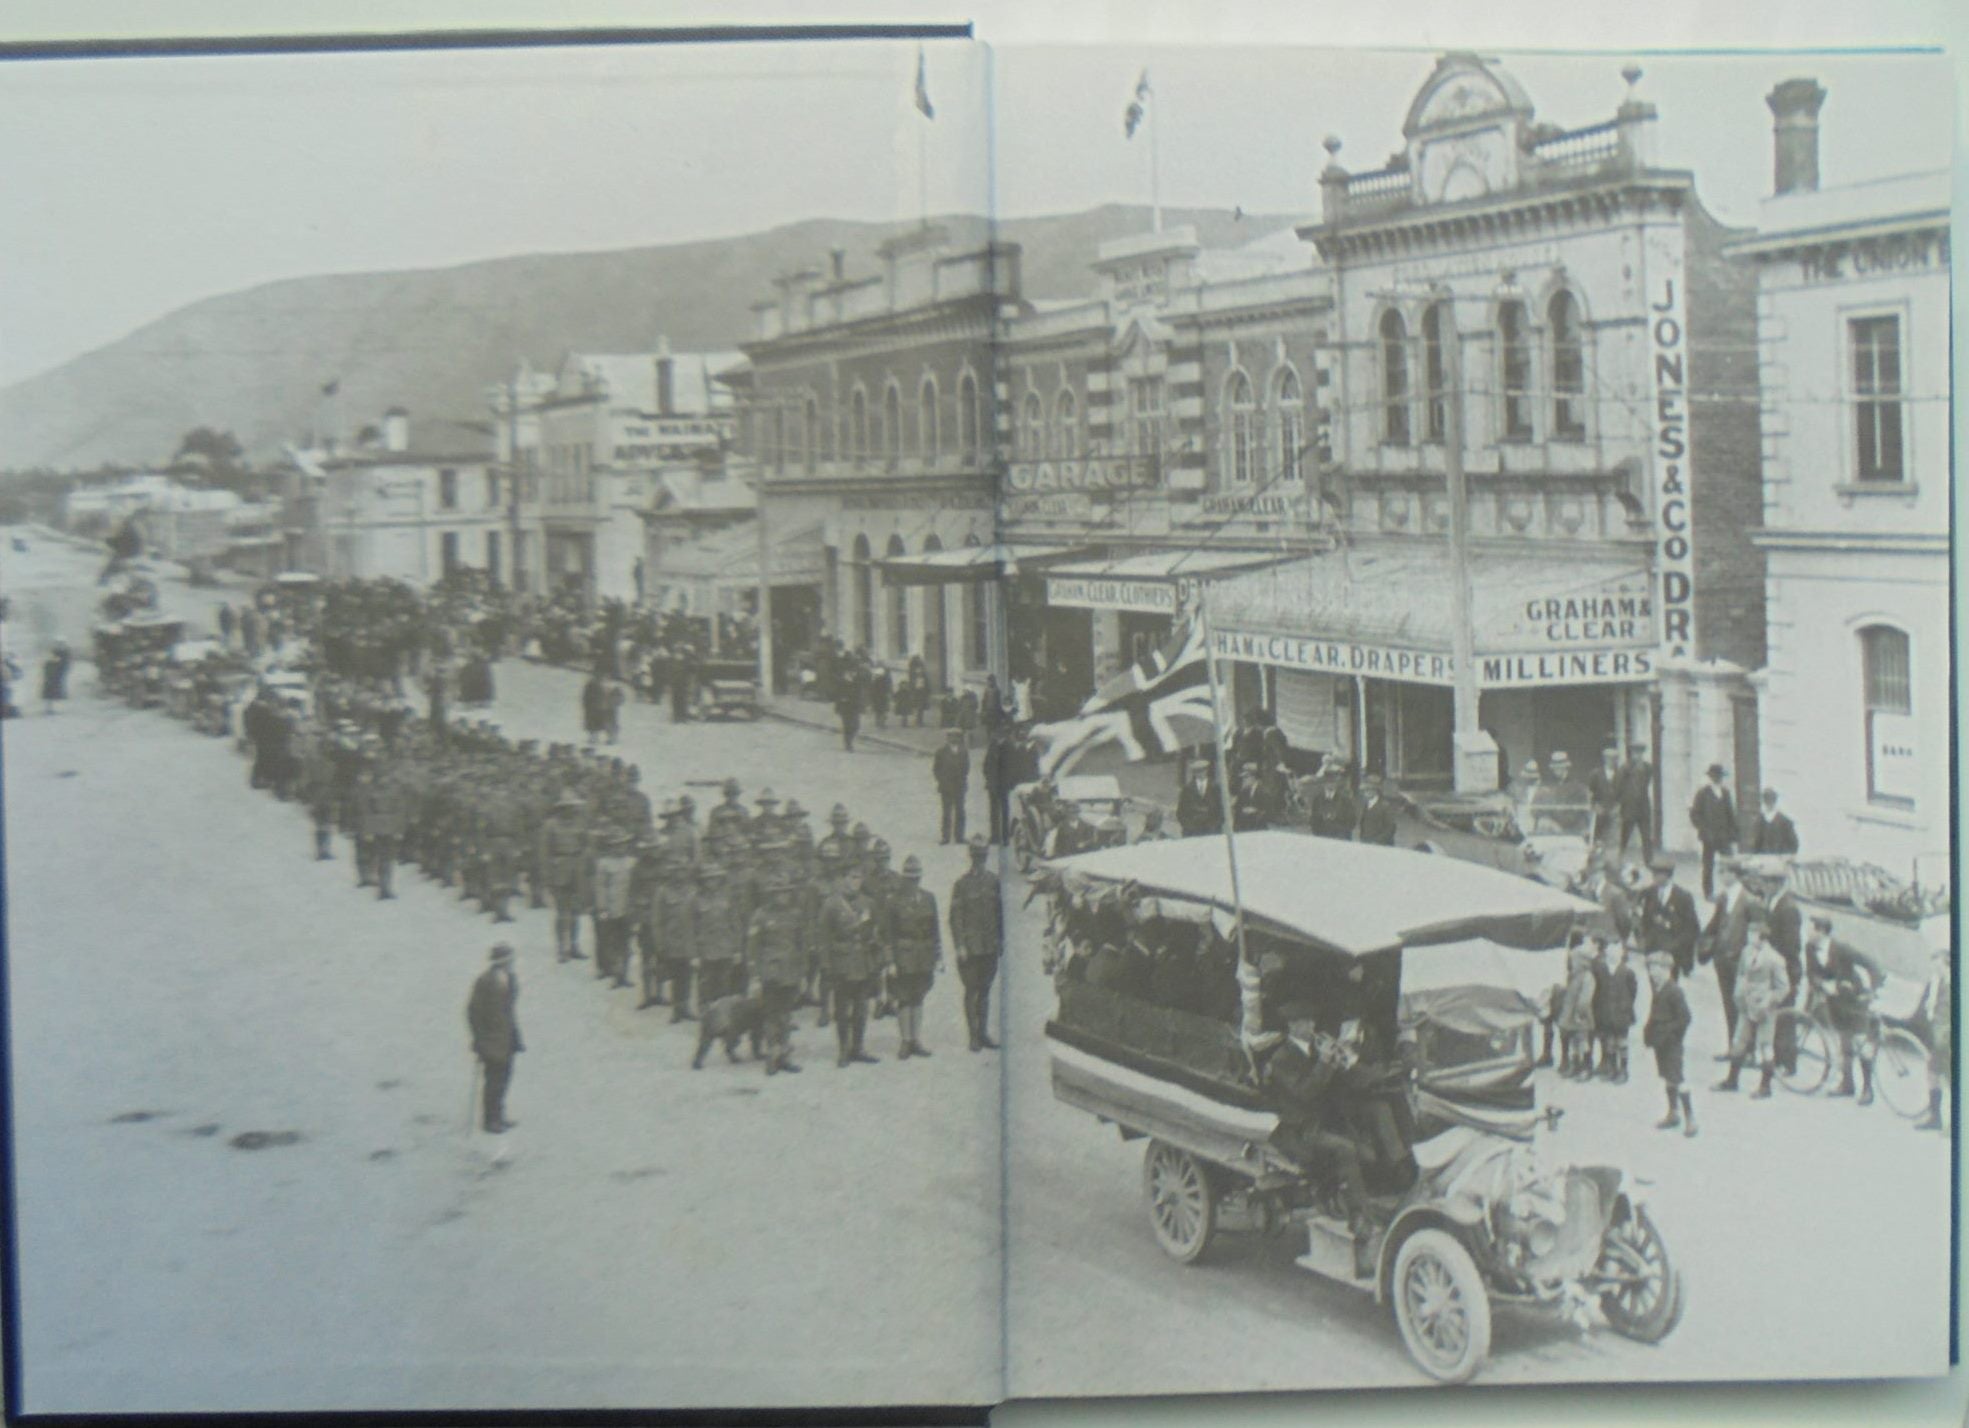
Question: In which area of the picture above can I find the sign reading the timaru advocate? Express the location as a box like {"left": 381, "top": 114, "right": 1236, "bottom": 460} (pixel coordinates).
{"left": 1645, "top": 235, "right": 1697, "bottom": 660}
{"left": 1048, "top": 577, "right": 1176, "bottom": 614}
{"left": 1212, "top": 628, "right": 1454, "bottom": 685}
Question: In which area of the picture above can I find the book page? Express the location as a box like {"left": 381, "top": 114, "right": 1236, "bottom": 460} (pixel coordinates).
{"left": 994, "top": 41, "right": 1955, "bottom": 1398}
{"left": 0, "top": 33, "right": 1006, "bottom": 1414}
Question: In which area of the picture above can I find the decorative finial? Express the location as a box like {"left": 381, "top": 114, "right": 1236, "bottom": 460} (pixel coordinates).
{"left": 1323, "top": 134, "right": 1343, "bottom": 158}
{"left": 1622, "top": 64, "right": 1643, "bottom": 91}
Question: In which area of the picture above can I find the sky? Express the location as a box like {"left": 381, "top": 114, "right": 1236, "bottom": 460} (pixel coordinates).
{"left": 0, "top": 22, "right": 1954, "bottom": 388}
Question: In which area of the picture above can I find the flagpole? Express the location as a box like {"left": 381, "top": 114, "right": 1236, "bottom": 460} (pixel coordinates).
{"left": 918, "top": 106, "right": 928, "bottom": 229}
{"left": 1197, "top": 590, "right": 1250, "bottom": 973}
{"left": 1149, "top": 94, "right": 1162, "bottom": 234}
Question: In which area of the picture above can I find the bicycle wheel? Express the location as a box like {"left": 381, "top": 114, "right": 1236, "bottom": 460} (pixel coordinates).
{"left": 1874, "top": 1028, "right": 1931, "bottom": 1119}
{"left": 1774, "top": 1011, "right": 1830, "bottom": 1095}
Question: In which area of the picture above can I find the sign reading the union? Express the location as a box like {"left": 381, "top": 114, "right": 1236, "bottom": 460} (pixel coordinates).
{"left": 1047, "top": 577, "right": 1176, "bottom": 613}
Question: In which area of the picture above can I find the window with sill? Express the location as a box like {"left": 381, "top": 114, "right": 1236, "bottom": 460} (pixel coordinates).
{"left": 1021, "top": 392, "right": 1044, "bottom": 460}
{"left": 1128, "top": 376, "right": 1165, "bottom": 461}
{"left": 439, "top": 468, "right": 459, "bottom": 510}
{"left": 1498, "top": 300, "right": 1533, "bottom": 442}
{"left": 850, "top": 389, "right": 869, "bottom": 464}
{"left": 884, "top": 383, "right": 904, "bottom": 464}
{"left": 1379, "top": 310, "right": 1410, "bottom": 446}
{"left": 1225, "top": 369, "right": 1258, "bottom": 484}
{"left": 1851, "top": 315, "right": 1906, "bottom": 484}
{"left": 957, "top": 372, "right": 981, "bottom": 463}
{"left": 803, "top": 396, "right": 820, "bottom": 473}
{"left": 1420, "top": 303, "right": 1450, "bottom": 445}
{"left": 1549, "top": 290, "right": 1586, "bottom": 441}
{"left": 919, "top": 377, "right": 940, "bottom": 460}
{"left": 1053, "top": 389, "right": 1078, "bottom": 460}
{"left": 1860, "top": 623, "right": 1915, "bottom": 808}
{"left": 1274, "top": 366, "right": 1304, "bottom": 486}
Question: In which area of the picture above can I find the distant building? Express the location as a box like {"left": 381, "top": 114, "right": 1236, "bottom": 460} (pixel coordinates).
{"left": 1728, "top": 80, "right": 1950, "bottom": 875}
{"left": 314, "top": 408, "right": 509, "bottom": 585}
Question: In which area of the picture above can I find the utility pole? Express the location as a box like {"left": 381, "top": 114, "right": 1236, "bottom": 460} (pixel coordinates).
{"left": 1440, "top": 309, "right": 1497, "bottom": 793}
{"left": 506, "top": 368, "right": 526, "bottom": 595}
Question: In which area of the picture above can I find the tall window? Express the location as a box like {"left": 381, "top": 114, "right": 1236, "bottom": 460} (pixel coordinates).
{"left": 884, "top": 383, "right": 904, "bottom": 463}
{"left": 1053, "top": 390, "right": 1078, "bottom": 458}
{"left": 850, "top": 389, "right": 869, "bottom": 464}
{"left": 885, "top": 533, "right": 909, "bottom": 657}
{"left": 1852, "top": 316, "right": 1905, "bottom": 483}
{"left": 1549, "top": 290, "right": 1586, "bottom": 440}
{"left": 771, "top": 408, "right": 787, "bottom": 474}
{"left": 957, "top": 371, "right": 981, "bottom": 462}
{"left": 919, "top": 377, "right": 940, "bottom": 460}
{"left": 1861, "top": 625, "right": 1914, "bottom": 806}
{"left": 439, "top": 468, "right": 459, "bottom": 510}
{"left": 852, "top": 533, "right": 874, "bottom": 651}
{"left": 1021, "top": 392, "right": 1044, "bottom": 458}
{"left": 1226, "top": 370, "right": 1259, "bottom": 484}
{"left": 803, "top": 396, "right": 819, "bottom": 473}
{"left": 1498, "top": 300, "right": 1533, "bottom": 442}
{"left": 1128, "top": 376, "right": 1165, "bottom": 459}
{"left": 1379, "top": 310, "right": 1410, "bottom": 446}
{"left": 1420, "top": 304, "right": 1450, "bottom": 445}
{"left": 1274, "top": 367, "right": 1304, "bottom": 485}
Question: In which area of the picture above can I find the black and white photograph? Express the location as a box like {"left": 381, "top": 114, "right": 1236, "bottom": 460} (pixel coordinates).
{"left": 0, "top": 18, "right": 1955, "bottom": 1418}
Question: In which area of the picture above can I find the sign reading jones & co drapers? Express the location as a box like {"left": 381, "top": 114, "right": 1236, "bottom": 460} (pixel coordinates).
{"left": 1646, "top": 241, "right": 1697, "bottom": 660}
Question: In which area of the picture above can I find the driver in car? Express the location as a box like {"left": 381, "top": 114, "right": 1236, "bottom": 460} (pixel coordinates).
{"left": 1258, "top": 1014, "right": 1375, "bottom": 1279}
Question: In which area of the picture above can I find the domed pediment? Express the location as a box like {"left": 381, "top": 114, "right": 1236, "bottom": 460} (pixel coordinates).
{"left": 1401, "top": 52, "right": 1535, "bottom": 139}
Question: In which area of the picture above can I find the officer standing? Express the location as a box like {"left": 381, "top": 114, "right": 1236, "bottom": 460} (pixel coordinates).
{"left": 466, "top": 943, "right": 523, "bottom": 1134}
{"left": 748, "top": 870, "right": 805, "bottom": 1075}
{"left": 707, "top": 777, "right": 750, "bottom": 848}
{"left": 819, "top": 863, "right": 881, "bottom": 1067}
{"left": 886, "top": 854, "right": 942, "bottom": 1059}
{"left": 693, "top": 862, "right": 744, "bottom": 1007}
{"left": 950, "top": 834, "right": 1003, "bottom": 1052}
{"left": 590, "top": 826, "right": 638, "bottom": 987}
{"left": 541, "top": 791, "right": 590, "bottom": 962}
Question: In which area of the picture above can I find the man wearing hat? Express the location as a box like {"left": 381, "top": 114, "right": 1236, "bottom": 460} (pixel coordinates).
{"left": 778, "top": 798, "right": 815, "bottom": 872}
{"left": 1689, "top": 763, "right": 1738, "bottom": 901}
{"left": 1617, "top": 742, "right": 1656, "bottom": 863}
{"left": 590, "top": 826, "right": 638, "bottom": 987}
{"left": 1641, "top": 951, "right": 1696, "bottom": 1137}
{"left": 864, "top": 839, "right": 901, "bottom": 1019}
{"left": 815, "top": 803, "right": 855, "bottom": 872}
{"left": 1804, "top": 914, "right": 1883, "bottom": 1104}
{"left": 819, "top": 862, "right": 880, "bottom": 1066}
{"left": 950, "top": 834, "right": 1003, "bottom": 1051}
{"left": 355, "top": 756, "right": 411, "bottom": 900}
{"left": 983, "top": 724, "right": 1016, "bottom": 846}
{"left": 466, "top": 944, "right": 524, "bottom": 1135}
{"left": 1698, "top": 859, "right": 1762, "bottom": 1047}
{"left": 933, "top": 727, "right": 971, "bottom": 845}
{"left": 750, "top": 788, "right": 782, "bottom": 852}
{"left": 652, "top": 822, "right": 699, "bottom": 1019}
{"left": 1536, "top": 751, "right": 1591, "bottom": 836}
{"left": 707, "top": 777, "right": 750, "bottom": 849}
{"left": 541, "top": 791, "right": 591, "bottom": 962}
{"left": 1716, "top": 912, "right": 1788, "bottom": 1098}
{"left": 1588, "top": 744, "right": 1624, "bottom": 847}
{"left": 1356, "top": 774, "right": 1398, "bottom": 847}
{"left": 746, "top": 871, "right": 805, "bottom": 1075}
{"left": 692, "top": 861, "right": 744, "bottom": 1007}
{"left": 1305, "top": 759, "right": 1357, "bottom": 841}
{"left": 885, "top": 854, "right": 943, "bottom": 1059}
{"left": 1638, "top": 853, "right": 1701, "bottom": 978}
{"left": 1751, "top": 787, "right": 1799, "bottom": 856}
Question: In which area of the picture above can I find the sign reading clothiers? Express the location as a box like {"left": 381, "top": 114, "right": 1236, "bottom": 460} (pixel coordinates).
{"left": 1649, "top": 260, "right": 1696, "bottom": 659}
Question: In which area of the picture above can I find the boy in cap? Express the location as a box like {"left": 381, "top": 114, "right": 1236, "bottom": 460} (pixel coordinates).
{"left": 1643, "top": 952, "right": 1696, "bottom": 1137}
{"left": 1593, "top": 936, "right": 1638, "bottom": 1082}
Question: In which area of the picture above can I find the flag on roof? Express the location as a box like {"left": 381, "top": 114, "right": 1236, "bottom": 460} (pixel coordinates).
{"left": 914, "top": 46, "right": 935, "bottom": 120}
{"left": 1033, "top": 615, "right": 1212, "bottom": 779}
{"left": 1123, "top": 69, "right": 1151, "bottom": 138}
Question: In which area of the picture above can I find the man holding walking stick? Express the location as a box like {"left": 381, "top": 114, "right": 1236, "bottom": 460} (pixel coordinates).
{"left": 467, "top": 943, "right": 524, "bottom": 1134}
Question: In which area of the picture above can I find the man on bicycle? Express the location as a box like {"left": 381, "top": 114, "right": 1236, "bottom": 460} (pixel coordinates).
{"left": 1803, "top": 913, "right": 1883, "bottom": 1106}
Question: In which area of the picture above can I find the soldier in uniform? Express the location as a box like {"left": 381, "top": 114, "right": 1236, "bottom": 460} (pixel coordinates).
{"left": 950, "top": 834, "right": 1003, "bottom": 1052}
{"left": 590, "top": 826, "right": 638, "bottom": 987}
{"left": 779, "top": 798, "right": 815, "bottom": 872}
{"left": 355, "top": 754, "right": 409, "bottom": 899}
{"left": 819, "top": 863, "right": 881, "bottom": 1067}
{"left": 654, "top": 821, "right": 699, "bottom": 1020}
{"left": 752, "top": 787, "right": 781, "bottom": 840}
{"left": 351, "top": 757, "right": 381, "bottom": 889}
{"left": 693, "top": 862, "right": 745, "bottom": 1007}
{"left": 865, "top": 838, "right": 900, "bottom": 1019}
{"left": 540, "top": 790, "right": 589, "bottom": 961}
{"left": 707, "top": 777, "right": 749, "bottom": 849}
{"left": 301, "top": 723, "right": 338, "bottom": 861}
{"left": 886, "top": 854, "right": 942, "bottom": 1059}
{"left": 810, "top": 806, "right": 857, "bottom": 1019}
{"left": 480, "top": 779, "right": 523, "bottom": 924}
{"left": 747, "top": 866, "right": 805, "bottom": 1075}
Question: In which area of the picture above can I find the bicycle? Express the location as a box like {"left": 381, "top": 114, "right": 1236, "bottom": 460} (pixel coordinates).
{"left": 1771, "top": 985, "right": 1930, "bottom": 1118}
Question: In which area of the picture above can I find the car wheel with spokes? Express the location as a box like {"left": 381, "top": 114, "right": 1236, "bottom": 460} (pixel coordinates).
{"left": 1596, "top": 1204, "right": 1685, "bottom": 1343}
{"left": 1142, "top": 1140, "right": 1216, "bottom": 1265}
{"left": 1390, "top": 1228, "right": 1492, "bottom": 1384}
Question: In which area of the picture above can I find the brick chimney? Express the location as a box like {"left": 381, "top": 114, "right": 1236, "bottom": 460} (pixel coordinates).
{"left": 1767, "top": 77, "right": 1827, "bottom": 196}
{"left": 381, "top": 407, "right": 410, "bottom": 452}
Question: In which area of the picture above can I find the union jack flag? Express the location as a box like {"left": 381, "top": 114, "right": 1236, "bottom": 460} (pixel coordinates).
{"left": 1034, "top": 616, "right": 1215, "bottom": 779}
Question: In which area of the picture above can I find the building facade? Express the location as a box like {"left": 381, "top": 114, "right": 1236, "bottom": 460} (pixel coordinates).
{"left": 1200, "top": 54, "right": 1764, "bottom": 832}
{"left": 316, "top": 409, "right": 511, "bottom": 585}
{"left": 1729, "top": 80, "right": 1951, "bottom": 876}
{"left": 738, "top": 227, "right": 1018, "bottom": 694}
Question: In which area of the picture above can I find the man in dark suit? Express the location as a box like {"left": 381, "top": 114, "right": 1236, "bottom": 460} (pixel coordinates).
{"left": 1751, "top": 788, "right": 1800, "bottom": 855}
{"left": 1804, "top": 914, "right": 1883, "bottom": 1104}
{"left": 1175, "top": 761, "right": 1220, "bottom": 838}
{"left": 1305, "top": 760, "right": 1359, "bottom": 840}
{"left": 1638, "top": 854, "right": 1701, "bottom": 978}
{"left": 1356, "top": 774, "right": 1399, "bottom": 847}
{"left": 983, "top": 727, "right": 1015, "bottom": 846}
{"left": 932, "top": 728, "right": 971, "bottom": 844}
{"left": 466, "top": 944, "right": 523, "bottom": 1134}
{"left": 1587, "top": 744, "right": 1623, "bottom": 847}
{"left": 1617, "top": 742, "right": 1656, "bottom": 863}
{"left": 1689, "top": 763, "right": 1738, "bottom": 901}
{"left": 1698, "top": 859, "right": 1763, "bottom": 1048}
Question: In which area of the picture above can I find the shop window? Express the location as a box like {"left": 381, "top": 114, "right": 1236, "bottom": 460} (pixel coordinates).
{"left": 1860, "top": 624, "right": 1914, "bottom": 807}
{"left": 1851, "top": 315, "right": 1906, "bottom": 483}
{"left": 1420, "top": 303, "right": 1450, "bottom": 445}
{"left": 1379, "top": 310, "right": 1410, "bottom": 446}
{"left": 1225, "top": 370, "right": 1258, "bottom": 484}
{"left": 1499, "top": 300, "right": 1533, "bottom": 442}
{"left": 852, "top": 533, "right": 875, "bottom": 652}
{"left": 1549, "top": 290, "right": 1586, "bottom": 440}
{"left": 957, "top": 371, "right": 981, "bottom": 461}
{"left": 919, "top": 376, "right": 940, "bottom": 459}
{"left": 1274, "top": 366, "right": 1304, "bottom": 485}
{"left": 886, "top": 533, "right": 909, "bottom": 657}
{"left": 1054, "top": 389, "right": 1078, "bottom": 459}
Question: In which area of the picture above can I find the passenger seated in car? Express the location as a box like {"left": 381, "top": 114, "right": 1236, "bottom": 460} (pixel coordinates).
{"left": 1259, "top": 1014, "right": 1376, "bottom": 1279}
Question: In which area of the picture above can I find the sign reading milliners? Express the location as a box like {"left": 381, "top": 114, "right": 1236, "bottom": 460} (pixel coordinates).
{"left": 1646, "top": 227, "right": 1697, "bottom": 660}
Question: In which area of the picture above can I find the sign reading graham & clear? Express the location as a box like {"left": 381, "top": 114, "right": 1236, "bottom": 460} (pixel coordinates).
{"left": 1646, "top": 231, "right": 1697, "bottom": 659}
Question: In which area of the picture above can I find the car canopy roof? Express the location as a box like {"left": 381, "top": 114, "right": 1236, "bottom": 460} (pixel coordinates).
{"left": 1049, "top": 830, "right": 1595, "bottom": 957}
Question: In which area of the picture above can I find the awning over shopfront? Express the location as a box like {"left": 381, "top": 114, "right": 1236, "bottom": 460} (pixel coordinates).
{"left": 657, "top": 519, "right": 824, "bottom": 589}
{"left": 1206, "top": 548, "right": 1657, "bottom": 689}
{"left": 1042, "top": 548, "right": 1290, "bottom": 614}
{"left": 879, "top": 542, "right": 1091, "bottom": 586}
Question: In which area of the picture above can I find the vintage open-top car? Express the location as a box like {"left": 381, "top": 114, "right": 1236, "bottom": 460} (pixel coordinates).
{"left": 1041, "top": 832, "right": 1683, "bottom": 1384}
{"left": 694, "top": 657, "right": 762, "bottom": 721}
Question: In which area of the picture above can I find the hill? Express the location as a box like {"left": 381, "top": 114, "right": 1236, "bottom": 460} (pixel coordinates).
{"left": 0, "top": 204, "right": 1301, "bottom": 471}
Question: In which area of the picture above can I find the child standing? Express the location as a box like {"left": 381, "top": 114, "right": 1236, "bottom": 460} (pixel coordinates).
{"left": 1594, "top": 937, "right": 1639, "bottom": 1082}
{"left": 1643, "top": 951, "right": 1695, "bottom": 1137}
{"left": 1557, "top": 938, "right": 1599, "bottom": 1079}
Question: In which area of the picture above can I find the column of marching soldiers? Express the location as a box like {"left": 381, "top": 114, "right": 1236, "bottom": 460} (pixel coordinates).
{"left": 282, "top": 712, "right": 1005, "bottom": 1075}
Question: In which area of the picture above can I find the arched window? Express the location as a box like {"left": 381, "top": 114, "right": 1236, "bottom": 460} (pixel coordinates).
{"left": 1860, "top": 625, "right": 1914, "bottom": 807}
{"left": 1021, "top": 392, "right": 1044, "bottom": 458}
{"left": 1420, "top": 303, "right": 1451, "bottom": 445}
{"left": 1226, "top": 370, "right": 1258, "bottom": 484}
{"left": 852, "top": 533, "right": 874, "bottom": 651}
{"left": 850, "top": 388, "right": 869, "bottom": 463}
{"left": 1274, "top": 366, "right": 1305, "bottom": 485}
{"left": 1053, "top": 389, "right": 1078, "bottom": 458}
{"left": 1549, "top": 291, "right": 1586, "bottom": 440}
{"left": 1379, "top": 310, "right": 1410, "bottom": 446}
{"left": 886, "top": 533, "right": 909, "bottom": 658}
{"left": 919, "top": 376, "right": 940, "bottom": 460}
{"left": 1498, "top": 300, "right": 1533, "bottom": 442}
{"left": 957, "top": 371, "right": 980, "bottom": 462}
{"left": 884, "top": 382, "right": 904, "bottom": 463}
{"left": 803, "top": 395, "right": 820, "bottom": 473}
{"left": 771, "top": 407, "right": 787, "bottom": 474}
